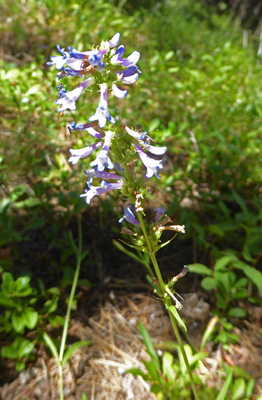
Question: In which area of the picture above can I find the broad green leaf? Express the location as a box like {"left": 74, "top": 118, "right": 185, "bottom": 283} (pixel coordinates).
{"left": 187, "top": 263, "right": 212, "bottom": 276}
{"left": 62, "top": 340, "right": 92, "bottom": 365}
{"left": 12, "top": 313, "right": 25, "bottom": 333}
{"left": 162, "top": 352, "right": 175, "bottom": 383}
{"left": 227, "top": 307, "right": 246, "bottom": 318}
{"left": 245, "top": 378, "right": 255, "bottom": 398}
{"left": 233, "top": 261, "right": 262, "bottom": 296}
{"left": 201, "top": 277, "right": 217, "bottom": 291}
{"left": 23, "top": 308, "right": 38, "bottom": 329}
{"left": 15, "top": 276, "right": 31, "bottom": 292}
{"left": 17, "top": 339, "right": 34, "bottom": 358}
{"left": 232, "top": 377, "right": 245, "bottom": 400}
{"left": 214, "top": 256, "right": 233, "bottom": 271}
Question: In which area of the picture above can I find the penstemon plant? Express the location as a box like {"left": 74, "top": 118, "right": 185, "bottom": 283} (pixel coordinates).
{"left": 48, "top": 32, "right": 200, "bottom": 400}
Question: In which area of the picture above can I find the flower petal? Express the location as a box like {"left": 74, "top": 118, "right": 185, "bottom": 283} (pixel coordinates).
{"left": 112, "top": 83, "right": 127, "bottom": 99}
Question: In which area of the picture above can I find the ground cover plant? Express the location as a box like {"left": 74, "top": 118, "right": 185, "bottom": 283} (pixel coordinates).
{"left": 1, "top": 0, "right": 262, "bottom": 399}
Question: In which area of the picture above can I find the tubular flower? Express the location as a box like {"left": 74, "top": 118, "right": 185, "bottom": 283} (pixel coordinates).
{"left": 134, "top": 143, "right": 165, "bottom": 179}
{"left": 80, "top": 165, "right": 123, "bottom": 204}
{"left": 89, "top": 83, "right": 115, "bottom": 128}
{"left": 55, "top": 78, "right": 94, "bottom": 112}
{"left": 68, "top": 122, "right": 103, "bottom": 139}
{"left": 119, "top": 205, "right": 140, "bottom": 225}
{"left": 48, "top": 33, "right": 141, "bottom": 119}
{"left": 68, "top": 142, "right": 103, "bottom": 165}
{"left": 89, "top": 130, "right": 114, "bottom": 171}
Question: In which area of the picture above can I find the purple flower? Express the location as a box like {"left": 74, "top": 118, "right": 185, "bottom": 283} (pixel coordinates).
{"left": 117, "top": 66, "right": 139, "bottom": 84}
{"left": 135, "top": 143, "right": 164, "bottom": 179}
{"left": 154, "top": 207, "right": 166, "bottom": 223}
{"left": 55, "top": 78, "right": 94, "bottom": 112}
{"left": 68, "top": 142, "right": 103, "bottom": 165}
{"left": 80, "top": 180, "right": 122, "bottom": 204}
{"left": 119, "top": 205, "right": 140, "bottom": 225}
{"left": 89, "top": 83, "right": 115, "bottom": 128}
{"left": 90, "top": 130, "right": 114, "bottom": 171}
{"left": 68, "top": 122, "right": 103, "bottom": 139}
{"left": 47, "top": 45, "right": 69, "bottom": 69}
{"left": 124, "top": 127, "right": 167, "bottom": 154}
{"left": 111, "top": 46, "right": 140, "bottom": 68}
{"left": 109, "top": 33, "right": 121, "bottom": 48}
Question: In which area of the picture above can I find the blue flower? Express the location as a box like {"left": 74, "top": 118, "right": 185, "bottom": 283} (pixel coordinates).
{"left": 89, "top": 83, "right": 115, "bottom": 128}
{"left": 135, "top": 143, "right": 164, "bottom": 179}
{"left": 68, "top": 142, "right": 103, "bottom": 165}
{"left": 54, "top": 78, "right": 94, "bottom": 112}
{"left": 119, "top": 205, "right": 140, "bottom": 225}
{"left": 89, "top": 130, "right": 114, "bottom": 171}
{"left": 117, "top": 66, "right": 139, "bottom": 85}
{"left": 68, "top": 122, "right": 103, "bottom": 139}
{"left": 80, "top": 177, "right": 123, "bottom": 204}
{"left": 154, "top": 207, "right": 166, "bottom": 223}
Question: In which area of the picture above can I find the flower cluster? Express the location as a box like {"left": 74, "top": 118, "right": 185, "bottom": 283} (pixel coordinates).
{"left": 49, "top": 33, "right": 167, "bottom": 204}
{"left": 48, "top": 33, "right": 140, "bottom": 123}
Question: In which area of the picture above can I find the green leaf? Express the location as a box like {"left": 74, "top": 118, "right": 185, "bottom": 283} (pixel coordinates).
{"left": 62, "top": 340, "right": 92, "bottom": 365}
{"left": 15, "top": 198, "right": 41, "bottom": 208}
{"left": 15, "top": 276, "right": 30, "bottom": 292}
{"left": 43, "top": 332, "right": 59, "bottom": 360}
{"left": 138, "top": 322, "right": 160, "bottom": 369}
{"left": 227, "top": 307, "right": 246, "bottom": 318}
{"left": 232, "top": 377, "right": 245, "bottom": 400}
{"left": 126, "top": 367, "right": 149, "bottom": 380}
{"left": 143, "top": 360, "right": 160, "bottom": 381}
{"left": 12, "top": 313, "right": 26, "bottom": 333}
{"left": 15, "top": 360, "right": 26, "bottom": 371}
{"left": 214, "top": 256, "right": 233, "bottom": 272}
{"left": 245, "top": 378, "right": 255, "bottom": 398}
{"left": 233, "top": 261, "right": 262, "bottom": 296}
{"left": 17, "top": 339, "right": 34, "bottom": 358}
{"left": 187, "top": 263, "right": 212, "bottom": 276}
{"left": 201, "top": 277, "right": 217, "bottom": 291}
{"left": 167, "top": 305, "right": 187, "bottom": 331}
{"left": 23, "top": 307, "right": 38, "bottom": 329}
{"left": 162, "top": 352, "right": 175, "bottom": 383}
{"left": 216, "top": 369, "right": 233, "bottom": 400}
{"left": 2, "top": 272, "right": 15, "bottom": 292}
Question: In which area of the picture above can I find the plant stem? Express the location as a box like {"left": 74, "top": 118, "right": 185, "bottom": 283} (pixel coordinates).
{"left": 137, "top": 211, "right": 200, "bottom": 400}
{"left": 168, "top": 310, "right": 200, "bottom": 400}
{"left": 58, "top": 216, "right": 82, "bottom": 400}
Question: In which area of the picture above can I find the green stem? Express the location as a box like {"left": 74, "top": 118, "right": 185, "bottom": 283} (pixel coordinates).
{"left": 58, "top": 216, "right": 82, "bottom": 400}
{"left": 168, "top": 310, "right": 200, "bottom": 400}
{"left": 137, "top": 211, "right": 199, "bottom": 400}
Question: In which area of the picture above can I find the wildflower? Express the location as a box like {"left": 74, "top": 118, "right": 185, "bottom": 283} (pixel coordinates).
{"left": 154, "top": 207, "right": 166, "bottom": 223}
{"left": 68, "top": 142, "right": 103, "bottom": 165}
{"left": 117, "top": 66, "right": 139, "bottom": 85}
{"left": 134, "top": 143, "right": 164, "bottom": 179}
{"left": 111, "top": 45, "right": 140, "bottom": 68}
{"left": 119, "top": 205, "right": 140, "bottom": 225}
{"left": 55, "top": 78, "right": 94, "bottom": 112}
{"left": 68, "top": 122, "right": 103, "bottom": 139}
{"left": 89, "top": 83, "right": 115, "bottom": 128}
{"left": 89, "top": 130, "right": 114, "bottom": 171}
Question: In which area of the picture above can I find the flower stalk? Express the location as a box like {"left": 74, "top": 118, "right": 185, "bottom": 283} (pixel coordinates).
{"left": 49, "top": 32, "right": 199, "bottom": 400}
